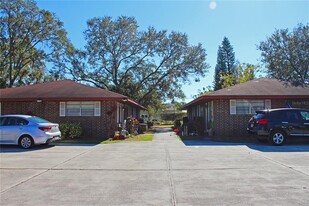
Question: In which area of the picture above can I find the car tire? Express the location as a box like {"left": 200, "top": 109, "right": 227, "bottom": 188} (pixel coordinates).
{"left": 269, "top": 130, "right": 286, "bottom": 146}
{"left": 19, "top": 135, "right": 34, "bottom": 149}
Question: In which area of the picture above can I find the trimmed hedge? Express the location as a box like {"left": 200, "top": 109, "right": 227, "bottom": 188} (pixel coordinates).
{"left": 59, "top": 122, "right": 82, "bottom": 139}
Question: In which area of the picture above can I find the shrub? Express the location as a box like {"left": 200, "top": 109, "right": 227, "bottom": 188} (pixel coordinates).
{"left": 59, "top": 122, "right": 82, "bottom": 139}
{"left": 185, "top": 117, "right": 205, "bottom": 135}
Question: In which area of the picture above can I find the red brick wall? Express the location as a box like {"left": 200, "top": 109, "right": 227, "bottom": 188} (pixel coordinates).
{"left": 213, "top": 99, "right": 252, "bottom": 140}
{"left": 1, "top": 101, "right": 118, "bottom": 141}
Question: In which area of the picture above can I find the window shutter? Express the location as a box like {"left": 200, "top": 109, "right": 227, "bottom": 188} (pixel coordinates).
{"left": 94, "top": 102, "right": 101, "bottom": 116}
{"left": 60, "top": 102, "right": 66, "bottom": 117}
{"left": 230, "top": 99, "right": 236, "bottom": 115}
{"left": 265, "top": 99, "right": 271, "bottom": 109}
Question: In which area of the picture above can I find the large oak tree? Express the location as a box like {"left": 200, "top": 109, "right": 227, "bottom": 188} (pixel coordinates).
{"left": 70, "top": 16, "right": 209, "bottom": 108}
{"left": 259, "top": 23, "right": 309, "bottom": 86}
{"left": 0, "top": 0, "right": 74, "bottom": 88}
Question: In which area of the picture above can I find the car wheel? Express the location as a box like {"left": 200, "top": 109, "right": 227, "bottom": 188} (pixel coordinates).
{"left": 19, "top": 135, "right": 34, "bottom": 149}
{"left": 269, "top": 130, "right": 286, "bottom": 146}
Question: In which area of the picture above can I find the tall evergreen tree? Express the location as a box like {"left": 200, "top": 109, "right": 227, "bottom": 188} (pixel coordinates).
{"left": 213, "top": 48, "right": 225, "bottom": 90}
{"left": 213, "top": 37, "right": 236, "bottom": 90}
{"left": 221, "top": 37, "right": 236, "bottom": 75}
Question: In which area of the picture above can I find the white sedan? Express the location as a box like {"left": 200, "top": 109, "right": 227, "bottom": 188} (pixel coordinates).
{"left": 0, "top": 115, "right": 61, "bottom": 149}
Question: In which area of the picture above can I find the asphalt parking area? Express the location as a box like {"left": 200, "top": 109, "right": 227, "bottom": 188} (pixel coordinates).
{"left": 1, "top": 130, "right": 309, "bottom": 206}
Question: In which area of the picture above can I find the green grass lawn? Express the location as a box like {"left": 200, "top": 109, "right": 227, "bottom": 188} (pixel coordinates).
{"left": 58, "top": 129, "right": 156, "bottom": 145}
{"left": 101, "top": 132, "right": 154, "bottom": 144}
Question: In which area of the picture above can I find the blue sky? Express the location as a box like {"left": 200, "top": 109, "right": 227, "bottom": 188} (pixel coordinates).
{"left": 36, "top": 0, "right": 309, "bottom": 102}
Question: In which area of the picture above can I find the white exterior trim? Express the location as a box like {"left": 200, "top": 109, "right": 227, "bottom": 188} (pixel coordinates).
{"left": 60, "top": 102, "right": 66, "bottom": 117}
{"left": 230, "top": 100, "right": 237, "bottom": 115}
{"left": 94, "top": 102, "right": 101, "bottom": 116}
{"left": 60, "top": 101, "right": 101, "bottom": 117}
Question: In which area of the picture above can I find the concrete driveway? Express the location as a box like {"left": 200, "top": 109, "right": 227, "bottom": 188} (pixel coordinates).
{"left": 1, "top": 128, "right": 309, "bottom": 206}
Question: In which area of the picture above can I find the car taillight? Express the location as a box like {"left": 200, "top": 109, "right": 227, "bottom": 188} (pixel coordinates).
{"left": 257, "top": 119, "right": 267, "bottom": 125}
{"left": 39, "top": 126, "right": 52, "bottom": 131}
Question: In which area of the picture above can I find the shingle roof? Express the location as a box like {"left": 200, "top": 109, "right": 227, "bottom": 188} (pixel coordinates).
{"left": 0, "top": 80, "right": 145, "bottom": 109}
{"left": 183, "top": 78, "right": 309, "bottom": 109}
{"left": 209, "top": 78, "right": 308, "bottom": 96}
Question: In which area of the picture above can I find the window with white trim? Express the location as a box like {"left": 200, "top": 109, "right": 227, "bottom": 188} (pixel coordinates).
{"left": 230, "top": 99, "right": 271, "bottom": 115}
{"left": 59, "top": 102, "right": 100, "bottom": 117}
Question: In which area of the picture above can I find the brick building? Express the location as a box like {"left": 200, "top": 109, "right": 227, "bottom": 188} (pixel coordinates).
{"left": 182, "top": 78, "right": 309, "bottom": 141}
{"left": 0, "top": 80, "right": 145, "bottom": 140}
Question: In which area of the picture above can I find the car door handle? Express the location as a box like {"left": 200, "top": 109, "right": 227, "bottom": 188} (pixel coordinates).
{"left": 282, "top": 122, "right": 289, "bottom": 124}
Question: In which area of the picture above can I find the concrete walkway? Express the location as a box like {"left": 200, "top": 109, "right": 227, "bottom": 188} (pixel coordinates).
{"left": 1, "top": 129, "right": 309, "bottom": 205}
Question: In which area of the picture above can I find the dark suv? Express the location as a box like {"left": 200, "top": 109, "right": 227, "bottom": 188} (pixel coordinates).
{"left": 247, "top": 108, "right": 309, "bottom": 145}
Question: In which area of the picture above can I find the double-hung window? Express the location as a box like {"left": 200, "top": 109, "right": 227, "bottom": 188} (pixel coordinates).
{"left": 230, "top": 99, "right": 271, "bottom": 115}
{"left": 60, "top": 102, "right": 101, "bottom": 117}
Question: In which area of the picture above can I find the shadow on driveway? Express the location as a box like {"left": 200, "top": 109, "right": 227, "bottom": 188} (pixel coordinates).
{"left": 181, "top": 138, "right": 309, "bottom": 153}
{"left": 0, "top": 143, "right": 97, "bottom": 153}
{"left": 0, "top": 144, "right": 56, "bottom": 153}
{"left": 247, "top": 143, "right": 309, "bottom": 152}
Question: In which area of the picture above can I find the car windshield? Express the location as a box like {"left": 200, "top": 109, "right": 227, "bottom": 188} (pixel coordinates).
{"left": 28, "top": 117, "right": 51, "bottom": 123}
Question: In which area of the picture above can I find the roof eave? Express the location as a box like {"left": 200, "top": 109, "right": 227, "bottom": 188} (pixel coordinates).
{"left": 0, "top": 97, "right": 127, "bottom": 102}
{"left": 0, "top": 97, "right": 147, "bottom": 110}
{"left": 126, "top": 99, "right": 147, "bottom": 110}
{"left": 182, "top": 95, "right": 309, "bottom": 109}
